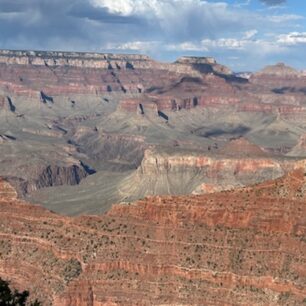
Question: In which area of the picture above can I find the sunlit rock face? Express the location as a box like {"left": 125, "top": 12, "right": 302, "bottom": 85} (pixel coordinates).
{"left": 0, "top": 171, "right": 305, "bottom": 305}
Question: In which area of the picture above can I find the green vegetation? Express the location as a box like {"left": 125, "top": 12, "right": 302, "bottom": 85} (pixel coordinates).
{"left": 0, "top": 278, "right": 41, "bottom": 306}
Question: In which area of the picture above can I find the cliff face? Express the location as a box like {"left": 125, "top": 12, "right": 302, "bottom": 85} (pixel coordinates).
{"left": 0, "top": 50, "right": 232, "bottom": 97}
{"left": 69, "top": 130, "right": 147, "bottom": 171}
{"left": 0, "top": 50, "right": 231, "bottom": 75}
{"left": 5, "top": 163, "right": 89, "bottom": 196}
{"left": 0, "top": 50, "right": 152, "bottom": 68}
{"left": 250, "top": 63, "right": 306, "bottom": 91}
{"left": 1, "top": 49, "right": 305, "bottom": 118}
{"left": 0, "top": 170, "right": 305, "bottom": 305}
{"left": 117, "top": 148, "right": 306, "bottom": 199}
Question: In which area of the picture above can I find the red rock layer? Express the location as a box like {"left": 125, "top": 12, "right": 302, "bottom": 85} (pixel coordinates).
{"left": 0, "top": 50, "right": 229, "bottom": 97}
{"left": 0, "top": 171, "right": 305, "bottom": 305}
{"left": 1, "top": 50, "right": 306, "bottom": 118}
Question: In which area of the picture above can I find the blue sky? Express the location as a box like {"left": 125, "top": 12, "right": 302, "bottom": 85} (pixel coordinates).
{"left": 0, "top": 0, "right": 305, "bottom": 71}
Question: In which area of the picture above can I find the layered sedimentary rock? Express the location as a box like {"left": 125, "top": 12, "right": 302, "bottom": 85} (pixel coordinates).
{"left": 0, "top": 50, "right": 233, "bottom": 97}
{"left": 254, "top": 63, "right": 301, "bottom": 77}
{"left": 5, "top": 163, "right": 89, "bottom": 196}
{"left": 2, "top": 48, "right": 306, "bottom": 213}
{"left": 0, "top": 144, "right": 90, "bottom": 196}
{"left": 118, "top": 148, "right": 306, "bottom": 199}
{"left": 0, "top": 170, "right": 305, "bottom": 305}
{"left": 250, "top": 63, "right": 306, "bottom": 91}
{"left": 69, "top": 129, "right": 147, "bottom": 171}
{"left": 0, "top": 49, "right": 305, "bottom": 118}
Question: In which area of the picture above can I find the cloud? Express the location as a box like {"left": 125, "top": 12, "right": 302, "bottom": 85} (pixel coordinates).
{"left": 243, "top": 29, "right": 258, "bottom": 39}
{"left": 0, "top": 0, "right": 263, "bottom": 52}
{"left": 108, "top": 34, "right": 288, "bottom": 57}
{"left": 0, "top": 0, "right": 304, "bottom": 71}
{"left": 108, "top": 41, "right": 160, "bottom": 52}
{"left": 88, "top": 0, "right": 256, "bottom": 41}
{"left": 269, "top": 14, "right": 303, "bottom": 23}
{"left": 259, "top": 0, "right": 286, "bottom": 6}
{"left": 277, "top": 32, "right": 306, "bottom": 45}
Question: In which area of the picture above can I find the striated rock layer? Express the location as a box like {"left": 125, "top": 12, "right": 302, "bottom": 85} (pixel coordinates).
{"left": 0, "top": 171, "right": 305, "bottom": 305}
{"left": 1, "top": 49, "right": 306, "bottom": 118}
{"left": 0, "top": 50, "right": 231, "bottom": 97}
{"left": 117, "top": 147, "right": 306, "bottom": 200}
{"left": 2, "top": 48, "right": 306, "bottom": 213}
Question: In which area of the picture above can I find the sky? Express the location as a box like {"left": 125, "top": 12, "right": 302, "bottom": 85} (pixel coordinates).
{"left": 0, "top": 0, "right": 305, "bottom": 71}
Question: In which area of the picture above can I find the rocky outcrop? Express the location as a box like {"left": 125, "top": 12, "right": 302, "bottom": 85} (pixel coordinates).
{"left": 0, "top": 50, "right": 229, "bottom": 76}
{"left": 250, "top": 63, "right": 306, "bottom": 91}
{"left": 0, "top": 50, "right": 152, "bottom": 69}
{"left": 3, "top": 163, "right": 89, "bottom": 196}
{"left": 69, "top": 129, "right": 147, "bottom": 171}
{"left": 0, "top": 50, "right": 237, "bottom": 97}
{"left": 0, "top": 134, "right": 16, "bottom": 143}
{"left": 0, "top": 96, "right": 16, "bottom": 112}
{"left": 0, "top": 170, "right": 305, "bottom": 305}
{"left": 118, "top": 148, "right": 306, "bottom": 199}
{"left": 175, "top": 56, "right": 232, "bottom": 75}
{"left": 254, "top": 63, "right": 301, "bottom": 77}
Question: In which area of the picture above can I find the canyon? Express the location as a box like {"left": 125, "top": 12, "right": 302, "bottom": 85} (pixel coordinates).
{"left": 1, "top": 50, "right": 306, "bottom": 214}
{"left": 1, "top": 50, "right": 306, "bottom": 304}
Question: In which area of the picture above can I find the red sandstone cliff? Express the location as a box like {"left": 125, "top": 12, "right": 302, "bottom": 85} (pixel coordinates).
{"left": 0, "top": 171, "right": 305, "bottom": 305}
{"left": 1, "top": 50, "right": 306, "bottom": 119}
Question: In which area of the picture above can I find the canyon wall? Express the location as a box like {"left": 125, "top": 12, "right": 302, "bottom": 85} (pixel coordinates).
{"left": 0, "top": 170, "right": 305, "bottom": 305}
{"left": 118, "top": 148, "right": 306, "bottom": 199}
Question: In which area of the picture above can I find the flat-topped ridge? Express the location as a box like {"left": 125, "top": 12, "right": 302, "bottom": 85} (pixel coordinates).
{"left": 0, "top": 49, "right": 234, "bottom": 77}
{"left": 0, "top": 49, "right": 152, "bottom": 61}
{"left": 175, "top": 56, "right": 217, "bottom": 65}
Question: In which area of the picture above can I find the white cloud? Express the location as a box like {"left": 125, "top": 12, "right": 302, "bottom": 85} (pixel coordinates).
{"left": 90, "top": 0, "right": 159, "bottom": 16}
{"left": 243, "top": 29, "right": 258, "bottom": 39}
{"left": 269, "top": 14, "right": 303, "bottom": 23}
{"left": 107, "top": 41, "right": 159, "bottom": 51}
{"left": 166, "top": 42, "right": 208, "bottom": 52}
{"left": 277, "top": 32, "right": 306, "bottom": 45}
{"left": 108, "top": 33, "right": 288, "bottom": 58}
{"left": 202, "top": 38, "right": 245, "bottom": 49}
{"left": 90, "top": 0, "right": 229, "bottom": 17}
{"left": 0, "top": 0, "right": 305, "bottom": 71}
{"left": 106, "top": 40, "right": 208, "bottom": 52}
{"left": 88, "top": 0, "right": 243, "bottom": 41}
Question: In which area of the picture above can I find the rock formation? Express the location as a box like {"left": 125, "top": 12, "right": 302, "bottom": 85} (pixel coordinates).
{"left": 1, "top": 48, "right": 306, "bottom": 213}
{"left": 117, "top": 148, "right": 306, "bottom": 201}
{"left": 0, "top": 170, "right": 305, "bottom": 305}
{"left": 254, "top": 63, "right": 301, "bottom": 77}
{"left": 287, "top": 134, "right": 306, "bottom": 157}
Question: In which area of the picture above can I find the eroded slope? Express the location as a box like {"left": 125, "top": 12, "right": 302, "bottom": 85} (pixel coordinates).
{"left": 1, "top": 50, "right": 306, "bottom": 214}
{"left": 0, "top": 171, "right": 305, "bottom": 305}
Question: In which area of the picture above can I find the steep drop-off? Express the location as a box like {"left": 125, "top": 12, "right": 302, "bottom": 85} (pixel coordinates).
{"left": 0, "top": 170, "right": 305, "bottom": 305}
{"left": 118, "top": 147, "right": 306, "bottom": 200}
